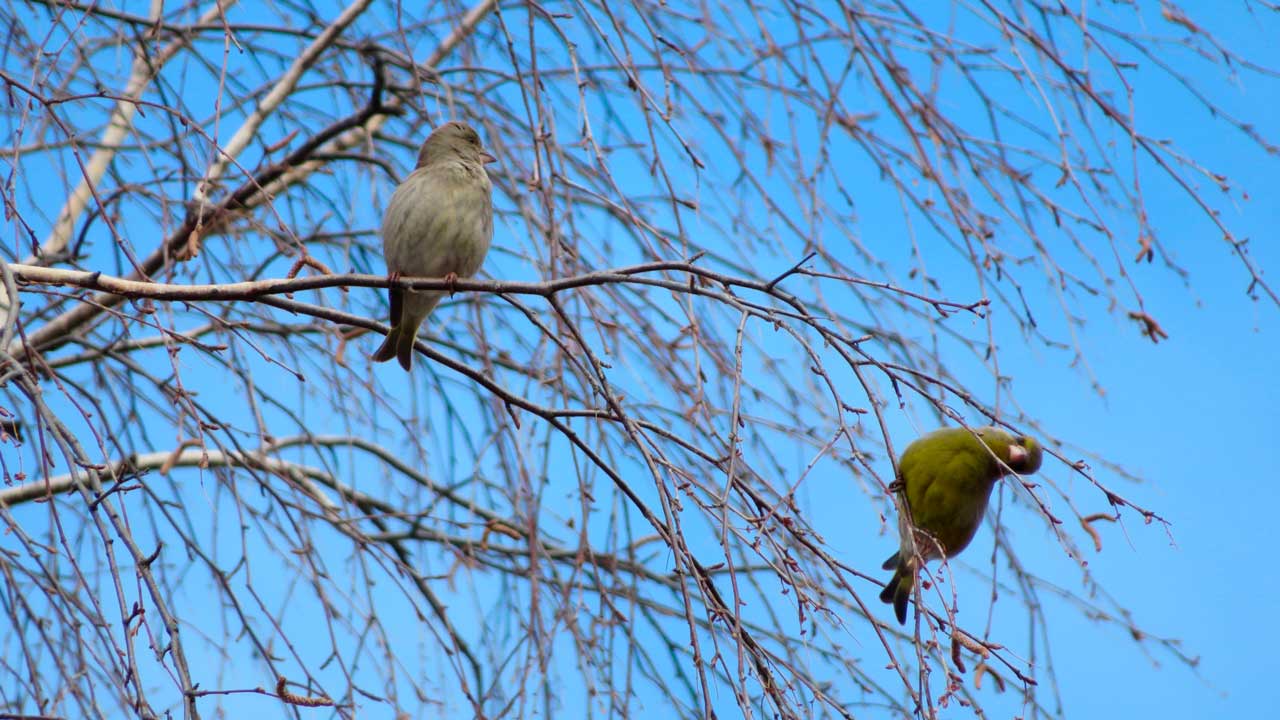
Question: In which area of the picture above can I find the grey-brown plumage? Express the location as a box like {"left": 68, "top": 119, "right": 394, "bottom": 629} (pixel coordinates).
{"left": 372, "top": 121, "right": 495, "bottom": 371}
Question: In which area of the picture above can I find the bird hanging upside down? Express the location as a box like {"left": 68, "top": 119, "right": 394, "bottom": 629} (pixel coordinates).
{"left": 880, "top": 425, "right": 1044, "bottom": 625}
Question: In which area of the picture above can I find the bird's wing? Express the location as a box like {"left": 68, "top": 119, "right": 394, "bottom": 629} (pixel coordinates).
{"left": 388, "top": 287, "right": 403, "bottom": 327}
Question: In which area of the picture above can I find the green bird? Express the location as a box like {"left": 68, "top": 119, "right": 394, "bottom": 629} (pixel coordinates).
{"left": 879, "top": 426, "right": 1043, "bottom": 625}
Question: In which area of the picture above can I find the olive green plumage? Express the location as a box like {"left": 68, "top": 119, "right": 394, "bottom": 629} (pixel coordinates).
{"left": 879, "top": 426, "right": 1043, "bottom": 625}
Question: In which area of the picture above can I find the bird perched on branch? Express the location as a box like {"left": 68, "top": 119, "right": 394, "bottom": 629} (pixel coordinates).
{"left": 372, "top": 121, "right": 496, "bottom": 371}
{"left": 879, "top": 425, "right": 1043, "bottom": 625}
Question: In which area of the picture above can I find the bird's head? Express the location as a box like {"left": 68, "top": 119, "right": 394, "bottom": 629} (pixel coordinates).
{"left": 416, "top": 121, "right": 497, "bottom": 168}
{"left": 977, "top": 427, "right": 1044, "bottom": 475}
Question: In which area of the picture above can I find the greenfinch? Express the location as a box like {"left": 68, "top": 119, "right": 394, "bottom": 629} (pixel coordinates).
{"left": 880, "top": 426, "right": 1043, "bottom": 624}
{"left": 372, "top": 121, "right": 496, "bottom": 371}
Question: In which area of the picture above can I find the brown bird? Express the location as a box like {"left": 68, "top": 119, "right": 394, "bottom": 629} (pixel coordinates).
{"left": 372, "top": 121, "right": 495, "bottom": 371}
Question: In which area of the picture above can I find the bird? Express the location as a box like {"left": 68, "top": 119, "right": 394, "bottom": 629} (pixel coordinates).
{"left": 879, "top": 425, "right": 1043, "bottom": 625}
{"left": 372, "top": 121, "right": 496, "bottom": 371}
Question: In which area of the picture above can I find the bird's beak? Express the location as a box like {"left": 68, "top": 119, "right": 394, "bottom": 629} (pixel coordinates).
{"left": 481, "top": 151, "right": 497, "bottom": 165}
{"left": 1007, "top": 444, "right": 1027, "bottom": 467}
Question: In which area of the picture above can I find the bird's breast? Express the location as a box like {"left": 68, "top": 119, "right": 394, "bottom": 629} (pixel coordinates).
{"left": 381, "top": 161, "right": 494, "bottom": 280}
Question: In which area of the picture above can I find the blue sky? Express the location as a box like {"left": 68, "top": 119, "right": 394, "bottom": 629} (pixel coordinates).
{"left": 1020, "top": 211, "right": 1279, "bottom": 716}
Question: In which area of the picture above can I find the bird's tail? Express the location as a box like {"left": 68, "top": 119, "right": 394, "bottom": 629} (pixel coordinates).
{"left": 371, "top": 324, "right": 416, "bottom": 371}
{"left": 879, "top": 552, "right": 913, "bottom": 625}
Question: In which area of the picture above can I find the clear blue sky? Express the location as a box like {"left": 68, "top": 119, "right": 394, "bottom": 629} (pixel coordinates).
{"left": 985, "top": 8, "right": 1279, "bottom": 714}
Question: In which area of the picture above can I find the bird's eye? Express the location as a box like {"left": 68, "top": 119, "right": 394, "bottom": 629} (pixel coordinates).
{"left": 1016, "top": 436, "right": 1027, "bottom": 446}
